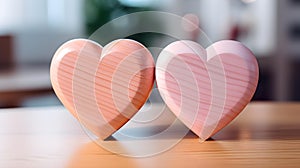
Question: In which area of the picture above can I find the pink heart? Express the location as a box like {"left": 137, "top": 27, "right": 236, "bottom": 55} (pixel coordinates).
{"left": 156, "top": 40, "right": 259, "bottom": 141}
{"left": 50, "top": 39, "right": 155, "bottom": 139}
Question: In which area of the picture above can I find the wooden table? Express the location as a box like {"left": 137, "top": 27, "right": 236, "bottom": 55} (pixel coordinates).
{"left": 0, "top": 102, "right": 300, "bottom": 168}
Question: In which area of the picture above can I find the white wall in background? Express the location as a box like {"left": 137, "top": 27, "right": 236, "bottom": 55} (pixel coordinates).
{"left": 0, "top": 0, "right": 85, "bottom": 64}
{"left": 162, "top": 0, "right": 231, "bottom": 43}
{"left": 199, "top": 0, "right": 231, "bottom": 42}
{"left": 244, "top": 0, "right": 277, "bottom": 56}
{"left": 200, "top": 0, "right": 277, "bottom": 56}
{"left": 162, "top": 0, "right": 277, "bottom": 56}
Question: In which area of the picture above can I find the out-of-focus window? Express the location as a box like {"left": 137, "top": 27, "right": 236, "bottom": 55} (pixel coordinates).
{"left": 0, "top": 0, "right": 84, "bottom": 33}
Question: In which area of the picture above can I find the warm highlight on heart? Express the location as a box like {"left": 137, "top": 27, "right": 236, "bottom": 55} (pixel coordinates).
{"left": 156, "top": 40, "right": 259, "bottom": 141}
{"left": 50, "top": 39, "right": 155, "bottom": 139}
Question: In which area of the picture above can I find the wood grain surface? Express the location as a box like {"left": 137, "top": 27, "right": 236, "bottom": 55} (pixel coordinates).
{"left": 50, "top": 39, "right": 155, "bottom": 139}
{"left": 0, "top": 102, "right": 300, "bottom": 168}
{"left": 156, "top": 40, "right": 259, "bottom": 141}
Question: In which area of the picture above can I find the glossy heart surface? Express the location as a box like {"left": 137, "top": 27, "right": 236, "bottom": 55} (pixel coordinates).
{"left": 50, "top": 39, "right": 155, "bottom": 139}
{"left": 156, "top": 40, "right": 259, "bottom": 141}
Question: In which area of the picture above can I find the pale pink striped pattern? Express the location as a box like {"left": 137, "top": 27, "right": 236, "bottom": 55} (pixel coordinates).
{"left": 156, "top": 40, "right": 259, "bottom": 141}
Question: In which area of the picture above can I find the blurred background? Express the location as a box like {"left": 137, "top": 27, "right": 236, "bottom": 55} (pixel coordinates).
{"left": 0, "top": 0, "right": 299, "bottom": 108}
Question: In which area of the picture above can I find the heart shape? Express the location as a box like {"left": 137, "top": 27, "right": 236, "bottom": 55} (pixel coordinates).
{"left": 156, "top": 40, "right": 259, "bottom": 141}
{"left": 50, "top": 39, "right": 155, "bottom": 139}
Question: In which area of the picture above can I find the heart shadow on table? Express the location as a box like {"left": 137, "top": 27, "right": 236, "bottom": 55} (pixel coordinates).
{"left": 105, "top": 123, "right": 198, "bottom": 141}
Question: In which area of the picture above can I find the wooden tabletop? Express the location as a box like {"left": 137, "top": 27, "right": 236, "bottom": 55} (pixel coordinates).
{"left": 0, "top": 102, "right": 300, "bottom": 168}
